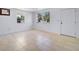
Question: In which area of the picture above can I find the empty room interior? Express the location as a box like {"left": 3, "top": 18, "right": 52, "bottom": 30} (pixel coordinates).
{"left": 0, "top": 8, "right": 79, "bottom": 51}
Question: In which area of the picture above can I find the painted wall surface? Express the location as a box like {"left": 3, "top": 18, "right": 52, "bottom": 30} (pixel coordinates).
{"left": 0, "top": 8, "right": 32, "bottom": 35}
{"left": 0, "top": 8, "right": 79, "bottom": 37}
{"left": 33, "top": 8, "right": 79, "bottom": 37}
{"left": 33, "top": 8, "right": 62, "bottom": 34}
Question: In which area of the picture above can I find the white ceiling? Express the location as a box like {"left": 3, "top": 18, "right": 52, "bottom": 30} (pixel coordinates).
{"left": 17, "top": 8, "right": 45, "bottom": 12}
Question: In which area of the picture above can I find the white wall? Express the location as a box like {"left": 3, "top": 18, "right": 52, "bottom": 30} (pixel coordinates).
{"left": 0, "top": 8, "right": 32, "bottom": 35}
{"left": 0, "top": 8, "right": 79, "bottom": 37}
{"left": 33, "top": 8, "right": 79, "bottom": 38}
{"left": 33, "top": 8, "right": 62, "bottom": 34}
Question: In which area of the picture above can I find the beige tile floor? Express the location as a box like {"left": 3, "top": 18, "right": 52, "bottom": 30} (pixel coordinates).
{"left": 0, "top": 29, "right": 79, "bottom": 51}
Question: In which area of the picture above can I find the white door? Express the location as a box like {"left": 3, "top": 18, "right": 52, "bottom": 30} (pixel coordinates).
{"left": 61, "top": 9, "right": 75, "bottom": 36}
{"left": 75, "top": 9, "right": 79, "bottom": 38}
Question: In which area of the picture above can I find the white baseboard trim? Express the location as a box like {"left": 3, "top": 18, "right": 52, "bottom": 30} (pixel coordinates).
{"left": 0, "top": 28, "right": 32, "bottom": 37}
